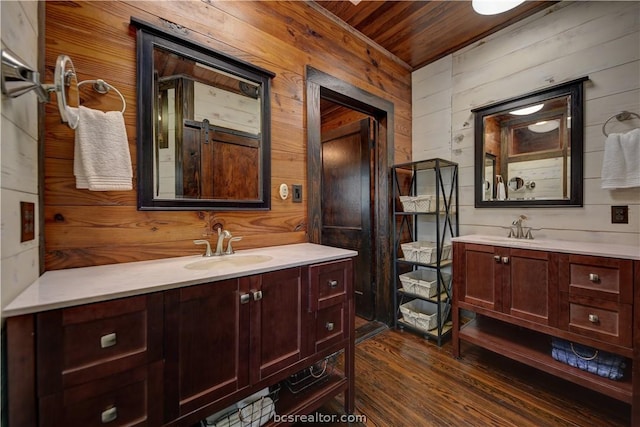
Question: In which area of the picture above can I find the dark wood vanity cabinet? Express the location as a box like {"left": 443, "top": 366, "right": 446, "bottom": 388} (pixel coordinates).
{"left": 457, "top": 243, "right": 558, "bottom": 327}
{"left": 453, "top": 241, "right": 639, "bottom": 424}
{"left": 5, "top": 257, "right": 354, "bottom": 427}
{"left": 32, "top": 293, "right": 165, "bottom": 427}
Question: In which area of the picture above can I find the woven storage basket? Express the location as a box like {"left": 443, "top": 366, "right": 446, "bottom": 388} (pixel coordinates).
{"left": 413, "top": 195, "right": 432, "bottom": 212}
{"left": 399, "top": 270, "right": 451, "bottom": 298}
{"left": 551, "top": 338, "right": 626, "bottom": 380}
{"left": 399, "top": 196, "right": 416, "bottom": 212}
{"left": 400, "top": 300, "right": 449, "bottom": 332}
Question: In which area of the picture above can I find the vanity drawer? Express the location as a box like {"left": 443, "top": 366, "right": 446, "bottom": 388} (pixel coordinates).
{"left": 37, "top": 293, "right": 163, "bottom": 393}
{"left": 39, "top": 362, "right": 162, "bottom": 427}
{"left": 309, "top": 259, "right": 352, "bottom": 311}
{"left": 315, "top": 303, "right": 346, "bottom": 352}
{"left": 564, "top": 255, "right": 633, "bottom": 303}
{"left": 568, "top": 300, "right": 632, "bottom": 347}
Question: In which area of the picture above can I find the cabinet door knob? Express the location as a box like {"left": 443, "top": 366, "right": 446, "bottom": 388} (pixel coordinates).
{"left": 589, "top": 273, "right": 600, "bottom": 283}
{"left": 240, "top": 293, "right": 251, "bottom": 304}
{"left": 325, "top": 322, "right": 334, "bottom": 331}
{"left": 501, "top": 257, "right": 510, "bottom": 264}
{"left": 494, "top": 255, "right": 501, "bottom": 263}
{"left": 101, "top": 406, "right": 117, "bottom": 423}
{"left": 252, "top": 290, "right": 263, "bottom": 301}
{"left": 100, "top": 333, "right": 117, "bottom": 349}
{"left": 328, "top": 280, "right": 338, "bottom": 288}
{"left": 588, "top": 314, "right": 599, "bottom": 323}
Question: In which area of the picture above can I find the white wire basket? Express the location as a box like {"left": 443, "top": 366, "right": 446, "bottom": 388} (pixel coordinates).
{"left": 203, "top": 385, "right": 279, "bottom": 427}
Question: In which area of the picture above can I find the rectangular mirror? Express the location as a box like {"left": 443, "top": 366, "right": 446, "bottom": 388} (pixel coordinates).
{"left": 133, "top": 19, "right": 275, "bottom": 210}
{"left": 472, "top": 77, "right": 588, "bottom": 207}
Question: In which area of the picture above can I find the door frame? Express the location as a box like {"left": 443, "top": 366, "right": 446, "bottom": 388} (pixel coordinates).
{"left": 305, "top": 66, "right": 395, "bottom": 324}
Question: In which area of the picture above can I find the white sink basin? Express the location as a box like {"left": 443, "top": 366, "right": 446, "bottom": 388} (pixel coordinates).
{"left": 472, "top": 236, "right": 540, "bottom": 246}
{"left": 184, "top": 254, "right": 273, "bottom": 270}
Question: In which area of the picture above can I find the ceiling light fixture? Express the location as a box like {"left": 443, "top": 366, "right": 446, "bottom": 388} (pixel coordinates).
{"left": 528, "top": 119, "right": 560, "bottom": 133}
{"left": 509, "top": 103, "right": 544, "bottom": 116}
{"left": 472, "top": 0, "right": 525, "bottom": 15}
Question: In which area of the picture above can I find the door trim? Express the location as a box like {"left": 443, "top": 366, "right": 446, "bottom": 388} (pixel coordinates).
{"left": 305, "top": 66, "right": 395, "bottom": 324}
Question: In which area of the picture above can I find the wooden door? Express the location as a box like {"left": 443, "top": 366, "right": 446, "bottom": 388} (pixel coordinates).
{"left": 248, "top": 267, "right": 310, "bottom": 382}
{"left": 321, "top": 118, "right": 375, "bottom": 320}
{"left": 504, "top": 248, "right": 558, "bottom": 326}
{"left": 459, "top": 243, "right": 504, "bottom": 312}
{"left": 163, "top": 279, "right": 250, "bottom": 419}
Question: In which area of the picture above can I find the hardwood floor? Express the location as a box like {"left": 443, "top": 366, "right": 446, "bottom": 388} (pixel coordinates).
{"left": 312, "top": 326, "right": 631, "bottom": 426}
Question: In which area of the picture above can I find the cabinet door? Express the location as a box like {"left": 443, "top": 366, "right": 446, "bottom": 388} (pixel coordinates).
{"left": 164, "top": 279, "right": 250, "bottom": 419}
{"left": 504, "top": 248, "right": 558, "bottom": 326}
{"left": 248, "top": 267, "right": 310, "bottom": 382}
{"left": 459, "top": 243, "right": 503, "bottom": 311}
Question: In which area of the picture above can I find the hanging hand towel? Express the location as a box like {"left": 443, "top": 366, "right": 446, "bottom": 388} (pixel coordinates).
{"left": 496, "top": 175, "right": 506, "bottom": 200}
{"left": 601, "top": 128, "right": 640, "bottom": 189}
{"left": 71, "top": 106, "right": 133, "bottom": 191}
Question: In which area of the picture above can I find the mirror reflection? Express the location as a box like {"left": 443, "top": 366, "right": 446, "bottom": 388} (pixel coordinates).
{"left": 473, "top": 77, "right": 587, "bottom": 207}
{"left": 154, "top": 47, "right": 262, "bottom": 200}
{"left": 133, "top": 19, "right": 275, "bottom": 211}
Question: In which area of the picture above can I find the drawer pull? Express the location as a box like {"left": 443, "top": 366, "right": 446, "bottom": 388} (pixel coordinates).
{"left": 325, "top": 322, "right": 335, "bottom": 331}
{"left": 588, "top": 314, "right": 600, "bottom": 324}
{"left": 328, "top": 280, "right": 338, "bottom": 288}
{"left": 501, "top": 257, "right": 509, "bottom": 264}
{"left": 101, "top": 406, "right": 117, "bottom": 423}
{"left": 252, "top": 290, "right": 263, "bottom": 301}
{"left": 100, "top": 333, "right": 117, "bottom": 349}
{"left": 494, "top": 255, "right": 501, "bottom": 263}
{"left": 589, "top": 273, "right": 600, "bottom": 283}
{"left": 240, "top": 293, "right": 251, "bottom": 304}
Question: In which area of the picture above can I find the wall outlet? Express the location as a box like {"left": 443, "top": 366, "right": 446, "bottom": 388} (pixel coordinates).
{"left": 292, "top": 184, "right": 302, "bottom": 203}
{"left": 611, "top": 205, "right": 628, "bottom": 224}
{"left": 20, "top": 201, "right": 35, "bottom": 242}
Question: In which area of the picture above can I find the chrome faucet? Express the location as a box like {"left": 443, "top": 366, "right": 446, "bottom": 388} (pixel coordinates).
{"left": 194, "top": 228, "right": 242, "bottom": 256}
{"left": 214, "top": 228, "right": 232, "bottom": 256}
{"left": 508, "top": 215, "right": 533, "bottom": 239}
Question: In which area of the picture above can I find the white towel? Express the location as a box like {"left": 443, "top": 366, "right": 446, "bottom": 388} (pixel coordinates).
{"left": 601, "top": 128, "right": 640, "bottom": 189}
{"left": 71, "top": 106, "right": 133, "bottom": 191}
{"left": 496, "top": 181, "right": 506, "bottom": 200}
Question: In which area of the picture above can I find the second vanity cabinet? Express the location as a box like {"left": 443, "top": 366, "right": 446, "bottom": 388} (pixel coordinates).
{"left": 5, "top": 247, "right": 355, "bottom": 427}
{"left": 452, "top": 238, "right": 639, "bottom": 424}
{"left": 457, "top": 244, "right": 558, "bottom": 327}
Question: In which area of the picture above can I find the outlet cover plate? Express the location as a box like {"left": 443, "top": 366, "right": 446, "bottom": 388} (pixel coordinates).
{"left": 20, "top": 201, "right": 35, "bottom": 242}
{"left": 611, "top": 205, "right": 629, "bottom": 224}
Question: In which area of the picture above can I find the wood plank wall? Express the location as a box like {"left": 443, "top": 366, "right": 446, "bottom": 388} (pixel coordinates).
{"left": 412, "top": 1, "right": 640, "bottom": 246}
{"left": 43, "top": 1, "right": 411, "bottom": 270}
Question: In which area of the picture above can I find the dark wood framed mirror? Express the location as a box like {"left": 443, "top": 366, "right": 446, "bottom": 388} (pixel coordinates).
{"left": 132, "top": 18, "right": 275, "bottom": 211}
{"left": 472, "top": 77, "right": 588, "bottom": 208}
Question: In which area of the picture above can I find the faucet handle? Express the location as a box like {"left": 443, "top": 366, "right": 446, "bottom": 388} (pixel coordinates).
{"left": 525, "top": 228, "right": 534, "bottom": 239}
{"left": 193, "top": 239, "right": 213, "bottom": 257}
{"left": 225, "top": 237, "right": 243, "bottom": 255}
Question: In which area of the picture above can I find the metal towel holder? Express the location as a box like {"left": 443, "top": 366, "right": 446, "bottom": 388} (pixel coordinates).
{"left": 602, "top": 110, "right": 640, "bottom": 136}
{"left": 1, "top": 47, "right": 125, "bottom": 130}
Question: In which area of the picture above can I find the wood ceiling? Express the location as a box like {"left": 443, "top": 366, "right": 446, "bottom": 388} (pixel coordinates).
{"left": 313, "top": 0, "right": 554, "bottom": 70}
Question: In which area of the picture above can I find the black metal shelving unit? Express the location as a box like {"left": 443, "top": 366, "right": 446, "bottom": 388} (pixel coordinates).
{"left": 392, "top": 158, "right": 459, "bottom": 346}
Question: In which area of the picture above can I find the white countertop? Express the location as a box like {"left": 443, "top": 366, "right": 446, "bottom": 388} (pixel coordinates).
{"left": 3, "top": 243, "right": 357, "bottom": 317}
{"left": 452, "top": 234, "right": 640, "bottom": 260}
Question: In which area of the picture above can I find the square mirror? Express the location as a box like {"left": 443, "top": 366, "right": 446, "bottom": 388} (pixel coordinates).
{"left": 472, "top": 77, "right": 588, "bottom": 207}
{"left": 132, "top": 18, "right": 275, "bottom": 211}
